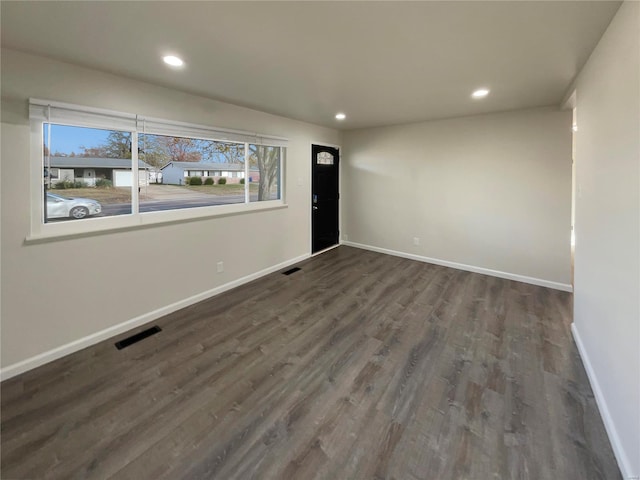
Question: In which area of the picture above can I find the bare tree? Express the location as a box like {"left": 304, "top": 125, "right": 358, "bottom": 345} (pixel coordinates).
{"left": 250, "top": 145, "right": 280, "bottom": 201}
{"left": 138, "top": 134, "right": 170, "bottom": 169}
{"left": 79, "top": 146, "right": 108, "bottom": 157}
{"left": 162, "top": 137, "right": 202, "bottom": 162}
{"left": 79, "top": 131, "right": 131, "bottom": 158}
{"left": 104, "top": 131, "right": 132, "bottom": 158}
{"left": 203, "top": 141, "right": 244, "bottom": 164}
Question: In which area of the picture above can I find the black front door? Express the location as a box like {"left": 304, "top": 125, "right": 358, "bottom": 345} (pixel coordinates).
{"left": 312, "top": 144, "right": 339, "bottom": 253}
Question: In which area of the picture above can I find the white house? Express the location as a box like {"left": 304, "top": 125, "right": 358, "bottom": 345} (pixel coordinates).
{"left": 160, "top": 161, "right": 260, "bottom": 185}
{"left": 47, "top": 156, "right": 153, "bottom": 187}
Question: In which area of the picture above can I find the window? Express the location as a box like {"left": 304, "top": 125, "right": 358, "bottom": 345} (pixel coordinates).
{"left": 43, "top": 124, "right": 133, "bottom": 222}
{"left": 29, "top": 99, "right": 287, "bottom": 238}
{"left": 317, "top": 151, "right": 334, "bottom": 165}
{"left": 249, "top": 145, "right": 281, "bottom": 202}
{"left": 47, "top": 168, "right": 59, "bottom": 179}
{"left": 138, "top": 132, "right": 250, "bottom": 210}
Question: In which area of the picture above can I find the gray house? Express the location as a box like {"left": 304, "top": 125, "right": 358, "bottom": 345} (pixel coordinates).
{"left": 46, "top": 156, "right": 153, "bottom": 187}
{"left": 160, "top": 161, "right": 260, "bottom": 185}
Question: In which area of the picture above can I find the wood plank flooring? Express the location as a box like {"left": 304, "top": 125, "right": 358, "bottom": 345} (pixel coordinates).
{"left": 1, "top": 246, "right": 621, "bottom": 479}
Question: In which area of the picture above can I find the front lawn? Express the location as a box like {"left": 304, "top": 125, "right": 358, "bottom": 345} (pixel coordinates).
{"left": 186, "top": 184, "right": 258, "bottom": 196}
{"left": 48, "top": 187, "right": 132, "bottom": 204}
{"left": 47, "top": 183, "right": 261, "bottom": 204}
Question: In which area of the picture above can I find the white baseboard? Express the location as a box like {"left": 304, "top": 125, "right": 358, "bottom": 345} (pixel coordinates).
{"left": 0, "top": 253, "right": 309, "bottom": 382}
{"left": 342, "top": 241, "right": 573, "bottom": 292}
{"left": 311, "top": 244, "right": 340, "bottom": 257}
{"left": 571, "top": 323, "right": 637, "bottom": 480}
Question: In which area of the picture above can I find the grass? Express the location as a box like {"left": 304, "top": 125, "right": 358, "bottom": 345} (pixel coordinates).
{"left": 48, "top": 183, "right": 265, "bottom": 205}
{"left": 49, "top": 187, "right": 131, "bottom": 204}
{"left": 186, "top": 184, "right": 258, "bottom": 196}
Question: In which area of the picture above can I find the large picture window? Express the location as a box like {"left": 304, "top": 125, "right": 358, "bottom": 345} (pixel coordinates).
{"left": 29, "top": 99, "right": 287, "bottom": 238}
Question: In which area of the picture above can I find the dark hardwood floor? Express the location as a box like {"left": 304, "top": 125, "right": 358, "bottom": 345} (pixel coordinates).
{"left": 1, "top": 246, "right": 620, "bottom": 479}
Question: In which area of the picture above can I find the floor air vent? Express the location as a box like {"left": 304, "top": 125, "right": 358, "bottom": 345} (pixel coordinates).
{"left": 115, "top": 326, "right": 162, "bottom": 350}
{"left": 282, "top": 267, "right": 301, "bottom": 276}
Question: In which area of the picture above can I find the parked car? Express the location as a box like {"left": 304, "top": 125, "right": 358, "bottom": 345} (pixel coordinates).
{"left": 46, "top": 192, "right": 102, "bottom": 219}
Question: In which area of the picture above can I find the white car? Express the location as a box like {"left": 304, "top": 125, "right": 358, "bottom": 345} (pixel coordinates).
{"left": 46, "top": 192, "right": 102, "bottom": 220}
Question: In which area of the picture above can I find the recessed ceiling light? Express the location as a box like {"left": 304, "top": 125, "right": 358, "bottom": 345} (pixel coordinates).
{"left": 471, "top": 88, "right": 490, "bottom": 99}
{"left": 163, "top": 55, "right": 184, "bottom": 67}
{"left": 335, "top": 113, "right": 346, "bottom": 120}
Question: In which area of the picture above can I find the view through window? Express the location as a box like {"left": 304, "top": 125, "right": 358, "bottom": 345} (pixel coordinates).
{"left": 41, "top": 123, "right": 283, "bottom": 223}
{"left": 43, "top": 124, "right": 132, "bottom": 222}
{"left": 249, "top": 145, "right": 281, "bottom": 202}
{"left": 139, "top": 133, "right": 248, "bottom": 212}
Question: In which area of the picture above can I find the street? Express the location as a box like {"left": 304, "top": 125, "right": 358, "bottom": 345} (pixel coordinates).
{"left": 100, "top": 195, "right": 258, "bottom": 216}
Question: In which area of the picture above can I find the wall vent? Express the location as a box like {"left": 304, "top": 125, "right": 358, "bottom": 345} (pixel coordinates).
{"left": 115, "top": 326, "right": 161, "bottom": 350}
{"left": 282, "top": 267, "right": 301, "bottom": 276}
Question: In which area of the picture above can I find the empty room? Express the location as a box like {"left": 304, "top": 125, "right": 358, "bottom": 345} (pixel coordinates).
{"left": 1, "top": 1, "right": 638, "bottom": 479}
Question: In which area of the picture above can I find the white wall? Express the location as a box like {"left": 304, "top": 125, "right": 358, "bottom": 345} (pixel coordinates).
{"left": 571, "top": 2, "right": 640, "bottom": 478}
{"left": 342, "top": 107, "right": 573, "bottom": 288}
{"left": 0, "top": 49, "right": 340, "bottom": 372}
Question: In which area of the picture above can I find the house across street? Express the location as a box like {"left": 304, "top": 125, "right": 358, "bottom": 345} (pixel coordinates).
{"left": 46, "top": 156, "right": 153, "bottom": 187}
{"left": 161, "top": 161, "right": 259, "bottom": 185}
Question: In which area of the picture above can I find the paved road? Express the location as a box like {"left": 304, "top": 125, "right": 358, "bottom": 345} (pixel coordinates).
{"left": 100, "top": 196, "right": 257, "bottom": 216}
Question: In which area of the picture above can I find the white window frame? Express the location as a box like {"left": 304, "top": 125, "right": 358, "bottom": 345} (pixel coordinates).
{"left": 28, "top": 98, "right": 288, "bottom": 241}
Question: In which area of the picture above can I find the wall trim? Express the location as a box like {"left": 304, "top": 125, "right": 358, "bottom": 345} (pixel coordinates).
{"left": 571, "top": 323, "right": 637, "bottom": 480}
{"left": 0, "top": 253, "right": 309, "bottom": 382}
{"left": 342, "top": 241, "right": 573, "bottom": 292}
{"left": 312, "top": 244, "right": 341, "bottom": 257}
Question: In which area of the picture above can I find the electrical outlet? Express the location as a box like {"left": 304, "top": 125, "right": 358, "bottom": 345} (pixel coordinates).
{"left": 217, "top": 261, "right": 224, "bottom": 273}
{"left": 343, "top": 234, "right": 348, "bottom": 241}
{"left": 413, "top": 237, "right": 420, "bottom": 246}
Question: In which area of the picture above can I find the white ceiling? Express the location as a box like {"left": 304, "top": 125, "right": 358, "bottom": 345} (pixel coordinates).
{"left": 1, "top": 1, "right": 621, "bottom": 130}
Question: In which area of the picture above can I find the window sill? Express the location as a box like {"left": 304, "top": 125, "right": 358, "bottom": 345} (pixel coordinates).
{"left": 25, "top": 201, "right": 288, "bottom": 244}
